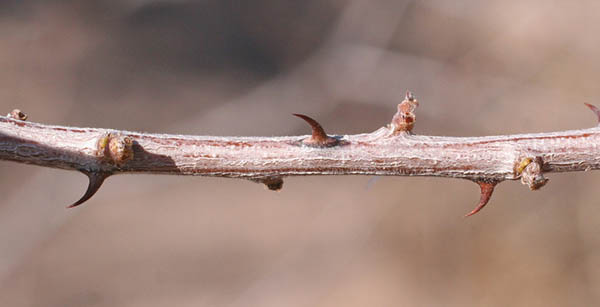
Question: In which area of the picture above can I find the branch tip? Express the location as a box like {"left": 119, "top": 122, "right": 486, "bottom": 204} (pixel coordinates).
{"left": 584, "top": 103, "right": 600, "bottom": 124}
{"left": 464, "top": 181, "right": 498, "bottom": 217}
{"left": 67, "top": 171, "right": 111, "bottom": 208}
{"left": 293, "top": 113, "right": 339, "bottom": 147}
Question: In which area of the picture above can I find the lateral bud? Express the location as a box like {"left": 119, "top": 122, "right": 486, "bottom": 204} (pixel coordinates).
{"left": 251, "top": 177, "right": 284, "bottom": 191}
{"left": 518, "top": 157, "right": 548, "bottom": 190}
{"left": 97, "top": 133, "right": 134, "bottom": 166}
{"left": 390, "top": 91, "right": 419, "bottom": 135}
{"left": 7, "top": 109, "right": 27, "bottom": 121}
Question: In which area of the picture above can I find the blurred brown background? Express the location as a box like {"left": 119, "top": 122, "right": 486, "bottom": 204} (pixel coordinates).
{"left": 2, "top": 1, "right": 600, "bottom": 306}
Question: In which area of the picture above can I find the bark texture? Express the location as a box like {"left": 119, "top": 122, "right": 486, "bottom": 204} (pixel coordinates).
{"left": 1, "top": 96, "right": 599, "bottom": 214}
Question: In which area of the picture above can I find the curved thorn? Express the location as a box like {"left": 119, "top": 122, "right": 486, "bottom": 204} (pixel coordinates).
{"left": 67, "top": 171, "right": 111, "bottom": 208}
{"left": 465, "top": 181, "right": 497, "bottom": 217}
{"left": 293, "top": 113, "right": 329, "bottom": 143}
{"left": 584, "top": 103, "right": 600, "bottom": 124}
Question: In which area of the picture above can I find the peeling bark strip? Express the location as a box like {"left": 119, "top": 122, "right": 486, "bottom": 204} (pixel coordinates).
{"left": 1, "top": 94, "right": 600, "bottom": 216}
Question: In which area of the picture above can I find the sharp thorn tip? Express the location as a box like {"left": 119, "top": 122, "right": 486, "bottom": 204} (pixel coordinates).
{"left": 464, "top": 181, "right": 497, "bottom": 217}
{"left": 67, "top": 171, "right": 110, "bottom": 208}
{"left": 293, "top": 113, "right": 336, "bottom": 146}
{"left": 584, "top": 103, "right": 600, "bottom": 124}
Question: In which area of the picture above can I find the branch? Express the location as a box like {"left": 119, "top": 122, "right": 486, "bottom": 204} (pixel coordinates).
{"left": 2, "top": 94, "right": 600, "bottom": 216}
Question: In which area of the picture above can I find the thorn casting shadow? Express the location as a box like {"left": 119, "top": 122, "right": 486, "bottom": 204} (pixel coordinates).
{"left": 465, "top": 181, "right": 497, "bottom": 217}
{"left": 68, "top": 171, "right": 111, "bottom": 208}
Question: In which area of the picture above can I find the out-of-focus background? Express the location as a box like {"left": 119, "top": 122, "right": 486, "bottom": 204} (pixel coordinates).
{"left": 2, "top": 1, "right": 600, "bottom": 306}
